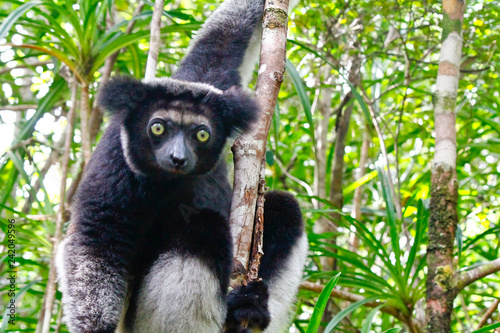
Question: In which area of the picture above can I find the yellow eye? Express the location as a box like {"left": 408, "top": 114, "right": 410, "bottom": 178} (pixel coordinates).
{"left": 151, "top": 122, "right": 165, "bottom": 136}
{"left": 196, "top": 129, "right": 210, "bottom": 142}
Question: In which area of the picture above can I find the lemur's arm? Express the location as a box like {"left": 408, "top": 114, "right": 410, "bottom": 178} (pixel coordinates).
{"left": 173, "top": 0, "right": 265, "bottom": 90}
{"left": 56, "top": 126, "right": 143, "bottom": 333}
{"left": 225, "top": 191, "right": 308, "bottom": 333}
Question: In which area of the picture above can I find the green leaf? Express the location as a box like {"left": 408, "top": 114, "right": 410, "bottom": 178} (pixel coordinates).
{"left": 361, "top": 304, "right": 385, "bottom": 333}
{"left": 13, "top": 76, "right": 65, "bottom": 145}
{"left": 128, "top": 43, "right": 142, "bottom": 78}
{"left": 324, "top": 296, "right": 380, "bottom": 332}
{"left": 305, "top": 273, "right": 341, "bottom": 333}
{"left": 0, "top": 279, "right": 42, "bottom": 333}
{"left": 0, "top": 1, "right": 42, "bottom": 40}
{"left": 471, "top": 323, "right": 500, "bottom": 333}
{"left": 382, "top": 329, "right": 403, "bottom": 333}
{"left": 285, "top": 59, "right": 315, "bottom": 146}
{"left": 91, "top": 24, "right": 201, "bottom": 73}
{"left": 456, "top": 224, "right": 463, "bottom": 267}
{"left": 376, "top": 164, "right": 402, "bottom": 274}
{"left": 343, "top": 170, "right": 378, "bottom": 195}
{"left": 404, "top": 199, "right": 428, "bottom": 283}
{"left": 273, "top": 102, "right": 281, "bottom": 148}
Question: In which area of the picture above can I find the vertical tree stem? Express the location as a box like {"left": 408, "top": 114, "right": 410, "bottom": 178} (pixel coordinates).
{"left": 425, "top": 1, "right": 465, "bottom": 332}
{"left": 80, "top": 83, "right": 91, "bottom": 164}
{"left": 40, "top": 78, "right": 78, "bottom": 333}
{"left": 145, "top": 0, "right": 165, "bottom": 81}
{"left": 247, "top": 158, "right": 267, "bottom": 282}
{"left": 229, "top": 0, "right": 291, "bottom": 285}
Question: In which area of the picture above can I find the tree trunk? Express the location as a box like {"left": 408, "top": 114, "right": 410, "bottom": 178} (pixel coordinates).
{"left": 230, "top": 0, "right": 292, "bottom": 283}
{"left": 145, "top": 0, "right": 165, "bottom": 81}
{"left": 425, "top": 1, "right": 465, "bottom": 332}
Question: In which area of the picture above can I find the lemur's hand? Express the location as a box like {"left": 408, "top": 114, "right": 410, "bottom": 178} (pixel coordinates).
{"left": 224, "top": 281, "right": 270, "bottom": 333}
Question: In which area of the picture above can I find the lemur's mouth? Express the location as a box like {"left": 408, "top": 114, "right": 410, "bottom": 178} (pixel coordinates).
{"left": 168, "top": 168, "right": 188, "bottom": 175}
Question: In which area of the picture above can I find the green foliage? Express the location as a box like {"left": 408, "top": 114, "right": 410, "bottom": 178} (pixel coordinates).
{"left": 306, "top": 273, "right": 341, "bottom": 333}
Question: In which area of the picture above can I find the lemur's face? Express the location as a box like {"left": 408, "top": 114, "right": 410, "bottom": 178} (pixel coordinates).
{"left": 100, "top": 77, "right": 259, "bottom": 178}
{"left": 143, "top": 102, "right": 224, "bottom": 175}
{"left": 147, "top": 109, "right": 213, "bottom": 175}
{"left": 122, "top": 98, "right": 229, "bottom": 177}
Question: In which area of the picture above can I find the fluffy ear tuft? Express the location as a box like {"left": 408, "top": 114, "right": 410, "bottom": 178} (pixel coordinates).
{"left": 217, "top": 86, "right": 260, "bottom": 136}
{"left": 98, "top": 76, "right": 148, "bottom": 116}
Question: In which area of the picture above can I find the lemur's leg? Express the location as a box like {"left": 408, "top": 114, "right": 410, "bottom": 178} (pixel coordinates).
{"left": 173, "top": 0, "right": 265, "bottom": 89}
{"left": 225, "top": 191, "right": 308, "bottom": 333}
{"left": 174, "top": 0, "right": 299, "bottom": 90}
{"left": 55, "top": 127, "right": 147, "bottom": 333}
{"left": 56, "top": 234, "right": 128, "bottom": 333}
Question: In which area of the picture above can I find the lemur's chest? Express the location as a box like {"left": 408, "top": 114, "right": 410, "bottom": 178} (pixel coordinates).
{"left": 125, "top": 252, "right": 227, "bottom": 333}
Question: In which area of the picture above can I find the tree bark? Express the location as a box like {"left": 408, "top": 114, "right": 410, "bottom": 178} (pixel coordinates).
{"left": 230, "top": 0, "right": 292, "bottom": 283}
{"left": 425, "top": 1, "right": 465, "bottom": 332}
{"left": 145, "top": 0, "right": 165, "bottom": 81}
{"left": 80, "top": 83, "right": 91, "bottom": 164}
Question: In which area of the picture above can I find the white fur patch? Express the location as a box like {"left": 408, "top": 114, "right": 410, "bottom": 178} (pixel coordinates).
{"left": 151, "top": 109, "right": 211, "bottom": 126}
{"left": 120, "top": 126, "right": 145, "bottom": 176}
{"left": 147, "top": 77, "right": 223, "bottom": 95}
{"left": 264, "top": 234, "right": 308, "bottom": 333}
{"left": 55, "top": 238, "right": 69, "bottom": 307}
{"left": 130, "top": 252, "right": 226, "bottom": 333}
{"left": 238, "top": 26, "right": 262, "bottom": 87}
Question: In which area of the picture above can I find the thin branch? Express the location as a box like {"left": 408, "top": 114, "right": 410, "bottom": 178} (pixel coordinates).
{"left": 22, "top": 135, "right": 65, "bottom": 214}
{"left": 40, "top": 79, "right": 77, "bottom": 333}
{"left": 476, "top": 298, "right": 500, "bottom": 329}
{"left": 246, "top": 159, "right": 267, "bottom": 282}
{"left": 275, "top": 155, "right": 314, "bottom": 197}
{"left": 456, "top": 258, "right": 500, "bottom": 292}
{"left": 0, "top": 104, "right": 38, "bottom": 111}
{"left": 0, "top": 60, "right": 51, "bottom": 75}
{"left": 80, "top": 83, "right": 91, "bottom": 164}
{"left": 300, "top": 281, "right": 402, "bottom": 319}
{"left": 144, "top": 0, "right": 165, "bottom": 81}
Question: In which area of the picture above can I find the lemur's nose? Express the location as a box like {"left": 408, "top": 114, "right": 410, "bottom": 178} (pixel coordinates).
{"left": 170, "top": 155, "right": 187, "bottom": 168}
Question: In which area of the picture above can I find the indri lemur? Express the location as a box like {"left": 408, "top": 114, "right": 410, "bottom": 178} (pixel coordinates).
{"left": 56, "top": 0, "right": 307, "bottom": 332}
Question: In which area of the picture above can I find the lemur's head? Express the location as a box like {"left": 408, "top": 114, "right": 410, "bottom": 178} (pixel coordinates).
{"left": 99, "top": 76, "right": 258, "bottom": 177}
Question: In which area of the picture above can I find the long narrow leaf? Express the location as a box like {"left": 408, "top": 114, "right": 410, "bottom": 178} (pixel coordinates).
{"left": 376, "top": 164, "right": 402, "bottom": 273}
{"left": 305, "top": 273, "right": 341, "bottom": 333}
{"left": 324, "top": 296, "right": 380, "bottom": 333}
{"left": 383, "top": 329, "right": 403, "bottom": 333}
{"left": 472, "top": 323, "right": 500, "bottom": 333}
{"left": 0, "top": 1, "right": 42, "bottom": 40}
{"left": 404, "top": 199, "right": 428, "bottom": 282}
{"left": 13, "top": 76, "right": 65, "bottom": 145}
{"left": 0, "top": 280, "right": 41, "bottom": 333}
{"left": 361, "top": 304, "right": 385, "bottom": 333}
{"left": 285, "top": 59, "right": 315, "bottom": 146}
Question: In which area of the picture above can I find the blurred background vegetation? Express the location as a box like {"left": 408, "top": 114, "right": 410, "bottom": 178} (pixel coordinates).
{"left": 0, "top": 0, "right": 499, "bottom": 332}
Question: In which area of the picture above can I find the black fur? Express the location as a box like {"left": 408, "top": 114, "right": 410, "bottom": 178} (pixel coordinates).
{"left": 225, "top": 281, "right": 271, "bottom": 333}
{"left": 173, "top": 0, "right": 265, "bottom": 89}
{"left": 57, "top": 0, "right": 306, "bottom": 332}
{"left": 260, "top": 191, "right": 305, "bottom": 281}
